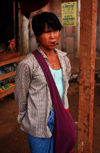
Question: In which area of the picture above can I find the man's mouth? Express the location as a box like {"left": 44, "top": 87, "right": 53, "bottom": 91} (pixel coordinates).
{"left": 51, "top": 42, "right": 59, "bottom": 45}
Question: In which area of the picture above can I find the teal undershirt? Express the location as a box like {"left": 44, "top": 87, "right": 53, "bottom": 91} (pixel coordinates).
{"left": 49, "top": 67, "right": 64, "bottom": 110}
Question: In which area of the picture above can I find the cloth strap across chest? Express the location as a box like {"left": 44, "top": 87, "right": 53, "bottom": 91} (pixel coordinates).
{"left": 32, "top": 50, "right": 76, "bottom": 153}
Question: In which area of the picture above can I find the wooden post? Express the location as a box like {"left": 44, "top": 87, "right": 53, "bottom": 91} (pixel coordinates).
{"left": 78, "top": 0, "right": 97, "bottom": 153}
{"left": 13, "top": 1, "right": 22, "bottom": 53}
{"left": 77, "top": 0, "right": 80, "bottom": 56}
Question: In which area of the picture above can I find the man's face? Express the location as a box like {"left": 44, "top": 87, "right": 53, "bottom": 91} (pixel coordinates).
{"left": 36, "top": 24, "right": 60, "bottom": 51}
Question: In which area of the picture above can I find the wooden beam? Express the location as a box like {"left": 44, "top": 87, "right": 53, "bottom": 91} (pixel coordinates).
{"left": 78, "top": 0, "right": 97, "bottom": 153}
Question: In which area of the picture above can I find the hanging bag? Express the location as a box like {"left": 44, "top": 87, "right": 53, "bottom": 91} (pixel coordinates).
{"left": 32, "top": 50, "right": 76, "bottom": 153}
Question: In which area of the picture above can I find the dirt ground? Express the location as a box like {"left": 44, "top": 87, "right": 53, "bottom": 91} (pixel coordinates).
{"left": 0, "top": 83, "right": 100, "bottom": 153}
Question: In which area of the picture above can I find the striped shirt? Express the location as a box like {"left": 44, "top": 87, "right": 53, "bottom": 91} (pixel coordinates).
{"left": 14, "top": 48, "right": 71, "bottom": 138}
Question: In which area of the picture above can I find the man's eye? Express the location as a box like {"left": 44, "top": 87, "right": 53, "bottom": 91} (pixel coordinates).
{"left": 45, "top": 31, "right": 51, "bottom": 33}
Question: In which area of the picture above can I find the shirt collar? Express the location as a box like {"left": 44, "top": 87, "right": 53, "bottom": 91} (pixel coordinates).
{"left": 37, "top": 46, "right": 47, "bottom": 59}
{"left": 36, "top": 46, "right": 67, "bottom": 59}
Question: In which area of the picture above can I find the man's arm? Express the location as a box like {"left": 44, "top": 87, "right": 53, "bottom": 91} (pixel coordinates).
{"left": 14, "top": 62, "right": 31, "bottom": 123}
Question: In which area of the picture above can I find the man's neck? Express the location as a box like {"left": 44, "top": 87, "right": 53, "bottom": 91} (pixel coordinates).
{"left": 39, "top": 46, "right": 56, "bottom": 57}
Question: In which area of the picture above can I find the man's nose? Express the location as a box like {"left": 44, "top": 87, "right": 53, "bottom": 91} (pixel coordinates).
{"left": 49, "top": 31, "right": 55, "bottom": 38}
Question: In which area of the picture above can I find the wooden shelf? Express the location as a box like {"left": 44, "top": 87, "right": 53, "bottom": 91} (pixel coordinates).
{"left": 0, "top": 86, "right": 15, "bottom": 99}
{"left": 0, "top": 71, "right": 16, "bottom": 81}
{"left": 0, "top": 54, "right": 26, "bottom": 98}
{"left": 0, "top": 55, "right": 26, "bottom": 67}
{"left": 0, "top": 51, "right": 20, "bottom": 62}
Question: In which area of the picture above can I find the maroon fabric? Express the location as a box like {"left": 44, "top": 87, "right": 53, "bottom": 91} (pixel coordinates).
{"left": 20, "top": 0, "right": 49, "bottom": 15}
{"left": 33, "top": 50, "right": 76, "bottom": 153}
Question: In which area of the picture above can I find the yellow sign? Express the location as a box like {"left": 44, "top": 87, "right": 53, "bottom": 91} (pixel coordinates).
{"left": 61, "top": 2, "right": 77, "bottom": 27}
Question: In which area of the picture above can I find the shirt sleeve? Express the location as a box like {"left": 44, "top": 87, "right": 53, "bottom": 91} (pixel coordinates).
{"left": 14, "top": 62, "right": 31, "bottom": 123}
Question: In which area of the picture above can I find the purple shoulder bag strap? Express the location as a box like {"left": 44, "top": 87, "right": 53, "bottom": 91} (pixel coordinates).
{"left": 32, "top": 50, "right": 76, "bottom": 153}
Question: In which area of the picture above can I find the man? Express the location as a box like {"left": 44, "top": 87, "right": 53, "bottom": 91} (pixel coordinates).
{"left": 14, "top": 12, "right": 71, "bottom": 153}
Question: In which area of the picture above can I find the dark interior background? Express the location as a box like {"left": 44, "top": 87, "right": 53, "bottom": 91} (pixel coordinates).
{"left": 0, "top": 0, "right": 14, "bottom": 43}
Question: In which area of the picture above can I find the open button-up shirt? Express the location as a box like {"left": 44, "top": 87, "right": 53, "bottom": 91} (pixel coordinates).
{"left": 14, "top": 48, "right": 71, "bottom": 138}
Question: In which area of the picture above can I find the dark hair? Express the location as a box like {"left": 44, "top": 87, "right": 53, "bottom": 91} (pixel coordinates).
{"left": 32, "top": 12, "right": 62, "bottom": 37}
